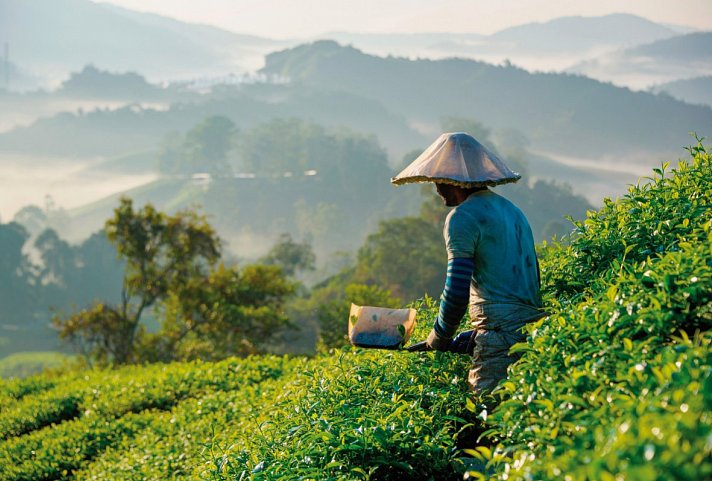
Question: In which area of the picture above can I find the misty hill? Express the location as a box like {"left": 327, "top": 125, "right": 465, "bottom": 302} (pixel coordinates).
{"left": 0, "top": 81, "right": 423, "bottom": 160}
{"left": 627, "top": 31, "right": 712, "bottom": 62}
{"left": 569, "top": 31, "right": 712, "bottom": 89}
{"left": 261, "top": 41, "right": 712, "bottom": 159}
{"left": 489, "top": 13, "right": 677, "bottom": 55}
{"left": 57, "top": 64, "right": 166, "bottom": 100}
{"left": 0, "top": 59, "right": 41, "bottom": 91}
{"left": 652, "top": 76, "right": 712, "bottom": 108}
{"left": 0, "top": 0, "right": 288, "bottom": 88}
{"left": 322, "top": 14, "right": 681, "bottom": 73}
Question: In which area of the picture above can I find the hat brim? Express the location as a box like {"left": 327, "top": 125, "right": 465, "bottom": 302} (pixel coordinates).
{"left": 391, "top": 132, "right": 521, "bottom": 188}
{"left": 390, "top": 174, "right": 521, "bottom": 188}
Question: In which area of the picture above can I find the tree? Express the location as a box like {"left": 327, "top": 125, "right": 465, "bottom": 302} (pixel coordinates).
{"left": 157, "top": 116, "right": 237, "bottom": 176}
{"left": 12, "top": 205, "right": 48, "bottom": 236}
{"left": 354, "top": 217, "right": 445, "bottom": 301}
{"left": 259, "top": 233, "right": 316, "bottom": 277}
{"left": 0, "top": 222, "right": 35, "bottom": 323}
{"left": 182, "top": 115, "right": 236, "bottom": 176}
{"left": 152, "top": 263, "right": 295, "bottom": 361}
{"left": 54, "top": 198, "right": 220, "bottom": 364}
{"left": 54, "top": 198, "right": 295, "bottom": 365}
{"left": 73, "top": 231, "right": 125, "bottom": 305}
{"left": 35, "top": 228, "right": 77, "bottom": 289}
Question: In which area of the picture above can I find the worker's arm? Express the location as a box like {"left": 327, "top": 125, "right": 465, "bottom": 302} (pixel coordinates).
{"left": 426, "top": 257, "right": 474, "bottom": 351}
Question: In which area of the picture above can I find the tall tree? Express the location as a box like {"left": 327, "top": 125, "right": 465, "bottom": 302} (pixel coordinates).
{"left": 354, "top": 217, "right": 445, "bottom": 301}
{"left": 0, "top": 222, "right": 35, "bottom": 323}
{"left": 259, "top": 233, "right": 316, "bottom": 277}
{"left": 54, "top": 198, "right": 220, "bottom": 364}
{"left": 153, "top": 263, "right": 295, "bottom": 361}
{"left": 157, "top": 116, "right": 237, "bottom": 176}
{"left": 54, "top": 198, "right": 295, "bottom": 365}
{"left": 182, "top": 115, "right": 236, "bottom": 176}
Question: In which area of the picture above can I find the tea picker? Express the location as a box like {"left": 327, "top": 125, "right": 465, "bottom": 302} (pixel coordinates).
{"left": 352, "top": 132, "right": 545, "bottom": 393}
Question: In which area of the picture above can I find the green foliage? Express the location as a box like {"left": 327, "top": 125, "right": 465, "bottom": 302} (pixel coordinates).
{"left": 210, "top": 348, "right": 472, "bottom": 480}
{"left": 0, "top": 352, "right": 73, "bottom": 380}
{"left": 158, "top": 115, "right": 237, "bottom": 176}
{"left": 543, "top": 148, "right": 710, "bottom": 303}
{"left": 0, "top": 222, "right": 34, "bottom": 324}
{"left": 259, "top": 233, "right": 316, "bottom": 278}
{"left": 468, "top": 140, "right": 712, "bottom": 480}
{"left": 53, "top": 198, "right": 294, "bottom": 366}
{"left": 54, "top": 198, "right": 221, "bottom": 365}
{"left": 155, "top": 263, "right": 296, "bottom": 361}
{"left": 0, "top": 356, "right": 296, "bottom": 481}
{"left": 0, "top": 311, "right": 477, "bottom": 481}
{"left": 355, "top": 217, "right": 445, "bottom": 301}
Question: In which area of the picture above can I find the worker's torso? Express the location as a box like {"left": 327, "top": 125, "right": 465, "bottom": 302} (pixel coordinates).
{"left": 444, "top": 190, "right": 542, "bottom": 312}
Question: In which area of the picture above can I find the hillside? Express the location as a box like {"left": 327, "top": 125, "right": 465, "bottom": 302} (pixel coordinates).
{"left": 0, "top": 142, "right": 709, "bottom": 480}
{"left": 320, "top": 14, "right": 681, "bottom": 74}
{"left": 261, "top": 41, "right": 712, "bottom": 158}
{"left": 628, "top": 31, "right": 712, "bottom": 62}
{"left": 0, "top": 0, "right": 287, "bottom": 87}
{"left": 652, "top": 75, "right": 712, "bottom": 108}
{"left": 569, "top": 31, "right": 712, "bottom": 89}
{"left": 0, "top": 82, "right": 423, "bottom": 159}
{"left": 489, "top": 13, "right": 677, "bottom": 54}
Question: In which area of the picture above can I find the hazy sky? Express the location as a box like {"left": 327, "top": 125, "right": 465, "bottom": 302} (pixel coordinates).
{"left": 101, "top": 0, "right": 712, "bottom": 38}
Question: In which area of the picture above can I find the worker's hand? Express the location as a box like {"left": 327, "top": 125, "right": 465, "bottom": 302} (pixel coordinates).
{"left": 448, "top": 330, "right": 476, "bottom": 355}
{"left": 426, "top": 329, "right": 451, "bottom": 352}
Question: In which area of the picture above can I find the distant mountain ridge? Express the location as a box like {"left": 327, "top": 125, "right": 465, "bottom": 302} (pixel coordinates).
{"left": 629, "top": 31, "right": 712, "bottom": 61}
{"left": 489, "top": 13, "right": 678, "bottom": 53}
{"left": 652, "top": 75, "right": 712, "bottom": 108}
{"left": 320, "top": 13, "right": 687, "bottom": 74}
{"left": 261, "top": 40, "right": 712, "bottom": 158}
{"left": 1, "top": 1, "right": 701, "bottom": 91}
{"left": 0, "top": 0, "right": 288, "bottom": 88}
{"left": 569, "top": 31, "right": 712, "bottom": 89}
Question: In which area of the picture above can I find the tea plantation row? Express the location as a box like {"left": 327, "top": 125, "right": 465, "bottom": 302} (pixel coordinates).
{"left": 0, "top": 142, "right": 710, "bottom": 480}
{"left": 473, "top": 141, "right": 711, "bottom": 480}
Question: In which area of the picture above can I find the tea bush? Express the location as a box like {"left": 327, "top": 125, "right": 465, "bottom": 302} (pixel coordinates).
{"left": 470, "top": 141, "right": 711, "bottom": 480}
{"left": 204, "top": 318, "right": 474, "bottom": 480}
{"left": 542, "top": 141, "right": 711, "bottom": 306}
{"left": 0, "top": 356, "right": 298, "bottom": 481}
{"left": 0, "top": 299, "right": 476, "bottom": 481}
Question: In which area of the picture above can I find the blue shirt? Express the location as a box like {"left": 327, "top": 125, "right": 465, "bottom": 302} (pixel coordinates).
{"left": 443, "top": 189, "right": 541, "bottom": 309}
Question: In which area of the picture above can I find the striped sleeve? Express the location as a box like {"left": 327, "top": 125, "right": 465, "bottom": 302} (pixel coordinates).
{"left": 433, "top": 257, "right": 474, "bottom": 339}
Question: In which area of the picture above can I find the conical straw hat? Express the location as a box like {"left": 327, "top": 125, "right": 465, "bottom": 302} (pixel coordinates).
{"left": 391, "top": 132, "right": 521, "bottom": 188}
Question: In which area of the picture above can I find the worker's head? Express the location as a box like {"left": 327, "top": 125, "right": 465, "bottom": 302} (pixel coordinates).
{"left": 435, "top": 183, "right": 484, "bottom": 207}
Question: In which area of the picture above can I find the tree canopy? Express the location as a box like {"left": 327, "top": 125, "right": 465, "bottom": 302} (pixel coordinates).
{"left": 53, "top": 198, "right": 294, "bottom": 365}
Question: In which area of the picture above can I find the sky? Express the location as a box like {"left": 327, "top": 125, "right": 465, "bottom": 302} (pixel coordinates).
{"left": 100, "top": 0, "right": 712, "bottom": 38}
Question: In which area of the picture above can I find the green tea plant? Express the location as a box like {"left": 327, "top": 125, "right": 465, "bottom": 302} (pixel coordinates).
{"left": 0, "top": 356, "right": 298, "bottom": 481}
{"left": 467, "top": 140, "right": 711, "bottom": 480}
{"left": 201, "top": 297, "right": 477, "bottom": 481}
{"left": 542, "top": 140, "right": 711, "bottom": 306}
{"left": 71, "top": 381, "right": 290, "bottom": 480}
